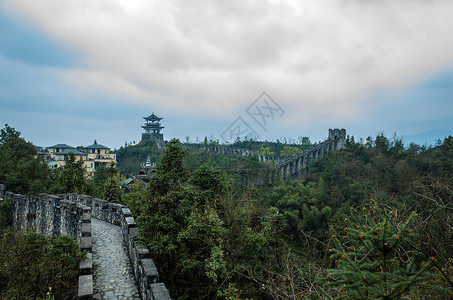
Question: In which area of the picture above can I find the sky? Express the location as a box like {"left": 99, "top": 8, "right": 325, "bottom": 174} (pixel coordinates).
{"left": 0, "top": 0, "right": 452, "bottom": 150}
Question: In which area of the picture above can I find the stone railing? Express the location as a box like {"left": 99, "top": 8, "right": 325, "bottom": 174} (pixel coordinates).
{"left": 59, "top": 194, "right": 171, "bottom": 300}
{"left": 0, "top": 185, "right": 171, "bottom": 300}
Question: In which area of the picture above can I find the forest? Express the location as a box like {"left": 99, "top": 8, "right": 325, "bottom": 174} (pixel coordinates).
{"left": 0, "top": 123, "right": 452, "bottom": 299}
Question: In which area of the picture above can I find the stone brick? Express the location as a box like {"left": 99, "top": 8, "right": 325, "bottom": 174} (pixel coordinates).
{"left": 78, "top": 275, "right": 93, "bottom": 299}
{"left": 80, "top": 253, "right": 92, "bottom": 275}
{"left": 151, "top": 283, "right": 171, "bottom": 300}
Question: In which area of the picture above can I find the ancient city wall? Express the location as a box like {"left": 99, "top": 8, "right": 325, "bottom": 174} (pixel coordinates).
{"left": 277, "top": 128, "right": 346, "bottom": 179}
{"left": 184, "top": 128, "right": 347, "bottom": 179}
{"left": 0, "top": 185, "right": 170, "bottom": 300}
{"left": 184, "top": 142, "right": 282, "bottom": 163}
{"left": 58, "top": 193, "right": 171, "bottom": 300}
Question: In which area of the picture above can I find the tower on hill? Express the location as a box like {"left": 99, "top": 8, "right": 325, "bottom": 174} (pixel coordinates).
{"left": 141, "top": 113, "right": 164, "bottom": 148}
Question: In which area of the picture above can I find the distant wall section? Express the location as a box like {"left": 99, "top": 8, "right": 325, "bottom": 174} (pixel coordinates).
{"left": 183, "top": 128, "right": 347, "bottom": 179}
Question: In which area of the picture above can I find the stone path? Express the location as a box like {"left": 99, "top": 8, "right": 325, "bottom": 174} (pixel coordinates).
{"left": 91, "top": 217, "right": 141, "bottom": 300}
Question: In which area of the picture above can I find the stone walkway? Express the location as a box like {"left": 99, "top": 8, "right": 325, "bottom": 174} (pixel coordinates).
{"left": 91, "top": 218, "right": 141, "bottom": 300}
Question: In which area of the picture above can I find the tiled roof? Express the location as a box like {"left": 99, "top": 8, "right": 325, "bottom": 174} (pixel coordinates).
{"left": 86, "top": 142, "right": 109, "bottom": 149}
{"left": 49, "top": 144, "right": 75, "bottom": 149}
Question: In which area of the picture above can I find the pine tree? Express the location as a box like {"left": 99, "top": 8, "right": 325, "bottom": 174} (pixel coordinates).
{"left": 319, "top": 202, "right": 449, "bottom": 299}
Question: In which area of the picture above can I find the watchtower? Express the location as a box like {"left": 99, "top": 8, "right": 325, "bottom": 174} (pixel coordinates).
{"left": 141, "top": 113, "right": 164, "bottom": 148}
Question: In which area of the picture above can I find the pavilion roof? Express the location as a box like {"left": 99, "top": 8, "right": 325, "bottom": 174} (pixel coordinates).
{"left": 143, "top": 112, "right": 162, "bottom": 121}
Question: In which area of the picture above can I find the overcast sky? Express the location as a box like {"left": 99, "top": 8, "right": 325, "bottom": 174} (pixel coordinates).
{"left": 1, "top": 0, "right": 452, "bottom": 149}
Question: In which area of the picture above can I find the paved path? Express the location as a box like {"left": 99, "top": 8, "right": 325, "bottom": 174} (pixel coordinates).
{"left": 91, "top": 217, "right": 141, "bottom": 300}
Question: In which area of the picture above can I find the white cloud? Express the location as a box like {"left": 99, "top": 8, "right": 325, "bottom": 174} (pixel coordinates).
{"left": 3, "top": 0, "right": 453, "bottom": 128}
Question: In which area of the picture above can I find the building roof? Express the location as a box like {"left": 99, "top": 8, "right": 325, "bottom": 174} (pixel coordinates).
{"left": 143, "top": 113, "right": 162, "bottom": 121}
{"left": 86, "top": 140, "right": 110, "bottom": 149}
{"left": 121, "top": 178, "right": 135, "bottom": 185}
{"left": 49, "top": 144, "right": 75, "bottom": 149}
{"left": 54, "top": 150, "right": 87, "bottom": 156}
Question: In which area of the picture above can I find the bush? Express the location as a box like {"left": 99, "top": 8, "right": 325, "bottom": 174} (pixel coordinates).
{"left": 0, "top": 230, "right": 85, "bottom": 299}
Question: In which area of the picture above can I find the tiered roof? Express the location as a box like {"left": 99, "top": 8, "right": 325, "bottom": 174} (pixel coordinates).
{"left": 142, "top": 112, "right": 164, "bottom": 131}
{"left": 143, "top": 113, "right": 163, "bottom": 122}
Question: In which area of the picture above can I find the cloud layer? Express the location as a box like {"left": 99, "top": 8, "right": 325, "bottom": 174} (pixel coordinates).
{"left": 1, "top": 0, "right": 453, "bottom": 146}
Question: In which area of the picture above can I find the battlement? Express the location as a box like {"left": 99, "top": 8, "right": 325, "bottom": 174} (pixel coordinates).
{"left": 328, "top": 128, "right": 346, "bottom": 140}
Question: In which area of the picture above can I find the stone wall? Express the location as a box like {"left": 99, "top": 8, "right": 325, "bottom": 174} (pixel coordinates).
{"left": 4, "top": 192, "right": 83, "bottom": 239}
{"left": 0, "top": 190, "right": 93, "bottom": 299}
{"left": 0, "top": 187, "right": 171, "bottom": 300}
{"left": 276, "top": 128, "right": 346, "bottom": 179}
{"left": 183, "top": 143, "right": 282, "bottom": 163}
{"left": 59, "top": 193, "right": 171, "bottom": 300}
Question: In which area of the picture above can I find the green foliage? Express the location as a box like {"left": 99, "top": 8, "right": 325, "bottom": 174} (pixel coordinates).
{"left": 0, "top": 124, "right": 52, "bottom": 194}
{"left": 192, "top": 164, "right": 225, "bottom": 200}
{"left": 103, "top": 161, "right": 123, "bottom": 202}
{"left": 115, "top": 139, "right": 162, "bottom": 178}
{"left": 0, "top": 124, "right": 20, "bottom": 144}
{"left": 319, "top": 202, "right": 449, "bottom": 299}
{"left": 88, "top": 165, "right": 108, "bottom": 198}
{"left": 280, "top": 145, "right": 301, "bottom": 157}
{"left": 0, "top": 230, "right": 85, "bottom": 299}
{"left": 229, "top": 137, "right": 312, "bottom": 157}
{"left": 59, "top": 153, "right": 87, "bottom": 193}
{"left": 0, "top": 200, "right": 12, "bottom": 232}
{"left": 258, "top": 146, "right": 274, "bottom": 156}
{"left": 134, "top": 139, "right": 289, "bottom": 299}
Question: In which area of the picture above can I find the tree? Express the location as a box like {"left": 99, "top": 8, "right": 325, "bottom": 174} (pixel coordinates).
{"left": 60, "top": 153, "right": 86, "bottom": 193}
{"left": 192, "top": 164, "right": 225, "bottom": 199}
{"left": 280, "top": 145, "right": 301, "bottom": 157}
{"left": 88, "top": 165, "right": 108, "bottom": 198}
{"left": 137, "top": 139, "right": 229, "bottom": 298}
{"left": 0, "top": 230, "right": 85, "bottom": 299}
{"left": 0, "top": 124, "right": 51, "bottom": 194}
{"left": 0, "top": 124, "right": 20, "bottom": 145}
{"left": 103, "top": 161, "right": 123, "bottom": 202}
{"left": 148, "top": 139, "right": 188, "bottom": 196}
{"left": 320, "top": 202, "right": 449, "bottom": 299}
{"left": 258, "top": 146, "right": 274, "bottom": 156}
